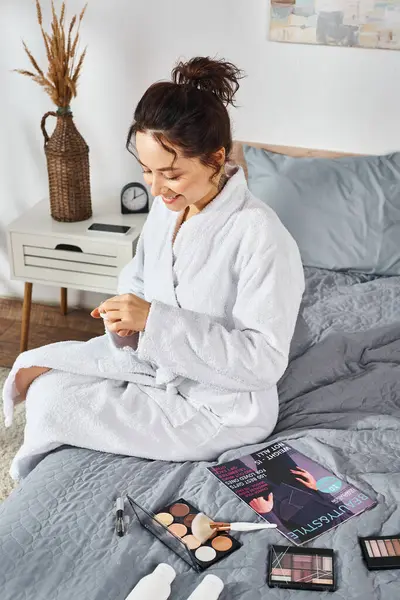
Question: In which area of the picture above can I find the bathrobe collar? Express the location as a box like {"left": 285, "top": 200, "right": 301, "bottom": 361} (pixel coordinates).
{"left": 155, "top": 166, "right": 248, "bottom": 309}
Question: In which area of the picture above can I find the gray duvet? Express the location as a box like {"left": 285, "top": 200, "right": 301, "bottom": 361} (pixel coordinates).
{"left": 0, "top": 267, "right": 399, "bottom": 600}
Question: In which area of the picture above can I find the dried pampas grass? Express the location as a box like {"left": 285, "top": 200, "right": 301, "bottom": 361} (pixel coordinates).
{"left": 15, "top": 1, "right": 88, "bottom": 109}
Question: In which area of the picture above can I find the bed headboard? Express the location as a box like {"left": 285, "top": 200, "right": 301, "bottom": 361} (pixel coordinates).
{"left": 231, "top": 141, "right": 359, "bottom": 179}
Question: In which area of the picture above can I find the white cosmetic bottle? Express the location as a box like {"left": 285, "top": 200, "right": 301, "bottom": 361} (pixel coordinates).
{"left": 185, "top": 574, "right": 225, "bottom": 600}
{"left": 125, "top": 563, "right": 176, "bottom": 600}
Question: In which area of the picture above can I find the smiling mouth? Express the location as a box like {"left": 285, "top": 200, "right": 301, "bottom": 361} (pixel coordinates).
{"left": 162, "top": 195, "right": 180, "bottom": 204}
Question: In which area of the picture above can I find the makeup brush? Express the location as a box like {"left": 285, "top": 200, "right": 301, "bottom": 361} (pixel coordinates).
{"left": 191, "top": 513, "right": 277, "bottom": 544}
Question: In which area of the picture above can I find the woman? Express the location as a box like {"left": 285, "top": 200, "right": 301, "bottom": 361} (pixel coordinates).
{"left": 4, "top": 57, "right": 305, "bottom": 480}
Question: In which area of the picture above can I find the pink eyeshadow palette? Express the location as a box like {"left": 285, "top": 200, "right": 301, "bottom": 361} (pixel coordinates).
{"left": 359, "top": 535, "right": 400, "bottom": 570}
{"left": 127, "top": 496, "right": 241, "bottom": 572}
{"left": 268, "top": 545, "right": 336, "bottom": 592}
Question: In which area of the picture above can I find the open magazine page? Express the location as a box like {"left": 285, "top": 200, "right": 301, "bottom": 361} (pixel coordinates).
{"left": 209, "top": 442, "right": 377, "bottom": 546}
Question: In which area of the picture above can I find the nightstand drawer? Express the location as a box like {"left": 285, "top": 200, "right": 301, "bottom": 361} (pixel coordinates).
{"left": 10, "top": 232, "right": 133, "bottom": 292}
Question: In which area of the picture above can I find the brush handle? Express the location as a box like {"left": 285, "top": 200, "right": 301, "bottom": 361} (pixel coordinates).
{"left": 230, "top": 522, "right": 277, "bottom": 531}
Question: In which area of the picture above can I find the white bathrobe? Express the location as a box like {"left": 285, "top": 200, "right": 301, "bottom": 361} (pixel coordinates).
{"left": 3, "top": 167, "right": 305, "bottom": 480}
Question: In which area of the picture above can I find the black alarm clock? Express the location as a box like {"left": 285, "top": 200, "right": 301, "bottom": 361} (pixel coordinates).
{"left": 121, "top": 182, "right": 149, "bottom": 214}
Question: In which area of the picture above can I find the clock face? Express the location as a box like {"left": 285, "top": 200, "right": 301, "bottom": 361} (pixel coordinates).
{"left": 121, "top": 184, "right": 148, "bottom": 212}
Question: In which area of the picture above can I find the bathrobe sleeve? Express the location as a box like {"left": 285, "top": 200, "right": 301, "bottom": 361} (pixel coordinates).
{"left": 138, "top": 223, "right": 305, "bottom": 392}
{"left": 106, "top": 229, "right": 145, "bottom": 350}
{"left": 117, "top": 231, "right": 145, "bottom": 299}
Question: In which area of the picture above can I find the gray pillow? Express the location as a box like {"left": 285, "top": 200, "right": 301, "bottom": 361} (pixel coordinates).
{"left": 243, "top": 145, "right": 400, "bottom": 275}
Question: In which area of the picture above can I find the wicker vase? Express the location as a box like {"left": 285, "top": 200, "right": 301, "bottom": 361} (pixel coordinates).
{"left": 41, "top": 107, "right": 92, "bottom": 222}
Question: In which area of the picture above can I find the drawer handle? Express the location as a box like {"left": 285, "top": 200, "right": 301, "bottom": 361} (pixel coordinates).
{"left": 55, "top": 243, "right": 83, "bottom": 253}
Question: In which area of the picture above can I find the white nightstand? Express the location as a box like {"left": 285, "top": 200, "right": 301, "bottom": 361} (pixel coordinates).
{"left": 6, "top": 199, "right": 147, "bottom": 352}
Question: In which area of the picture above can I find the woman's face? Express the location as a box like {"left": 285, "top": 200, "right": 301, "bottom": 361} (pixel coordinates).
{"left": 135, "top": 131, "right": 224, "bottom": 212}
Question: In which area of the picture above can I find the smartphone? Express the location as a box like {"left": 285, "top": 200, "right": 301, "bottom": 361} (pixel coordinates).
{"left": 88, "top": 223, "right": 131, "bottom": 235}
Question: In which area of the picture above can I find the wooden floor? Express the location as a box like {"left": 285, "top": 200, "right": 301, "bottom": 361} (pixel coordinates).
{"left": 0, "top": 297, "right": 104, "bottom": 368}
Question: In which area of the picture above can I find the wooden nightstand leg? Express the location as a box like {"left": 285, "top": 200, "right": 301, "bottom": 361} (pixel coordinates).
{"left": 61, "top": 287, "right": 68, "bottom": 316}
{"left": 20, "top": 282, "right": 33, "bottom": 353}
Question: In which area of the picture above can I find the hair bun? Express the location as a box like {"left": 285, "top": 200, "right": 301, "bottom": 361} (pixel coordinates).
{"left": 172, "top": 56, "right": 244, "bottom": 106}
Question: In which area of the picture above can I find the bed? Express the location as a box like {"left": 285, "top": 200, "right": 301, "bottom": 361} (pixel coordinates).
{"left": 0, "top": 143, "right": 399, "bottom": 600}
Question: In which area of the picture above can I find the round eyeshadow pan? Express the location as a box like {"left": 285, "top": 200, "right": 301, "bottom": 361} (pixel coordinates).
{"left": 168, "top": 523, "right": 187, "bottom": 538}
{"left": 154, "top": 512, "right": 174, "bottom": 527}
{"left": 211, "top": 536, "right": 233, "bottom": 552}
{"left": 183, "top": 514, "right": 196, "bottom": 528}
{"left": 195, "top": 546, "right": 217, "bottom": 563}
{"left": 170, "top": 503, "right": 190, "bottom": 517}
{"left": 182, "top": 534, "right": 201, "bottom": 550}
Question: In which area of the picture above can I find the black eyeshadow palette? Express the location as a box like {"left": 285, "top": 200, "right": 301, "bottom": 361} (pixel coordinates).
{"left": 268, "top": 545, "right": 336, "bottom": 592}
{"left": 359, "top": 535, "right": 400, "bottom": 570}
{"left": 128, "top": 496, "right": 241, "bottom": 572}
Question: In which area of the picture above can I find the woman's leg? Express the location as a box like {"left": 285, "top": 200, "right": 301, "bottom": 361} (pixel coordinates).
{"left": 15, "top": 366, "right": 52, "bottom": 402}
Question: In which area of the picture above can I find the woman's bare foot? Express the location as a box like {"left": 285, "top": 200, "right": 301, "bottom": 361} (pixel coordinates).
{"left": 15, "top": 366, "right": 52, "bottom": 402}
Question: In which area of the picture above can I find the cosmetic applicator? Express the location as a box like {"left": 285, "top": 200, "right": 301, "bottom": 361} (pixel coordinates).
{"left": 191, "top": 513, "right": 277, "bottom": 544}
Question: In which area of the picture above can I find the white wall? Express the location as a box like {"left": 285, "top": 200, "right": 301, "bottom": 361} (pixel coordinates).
{"left": 1, "top": 0, "right": 400, "bottom": 308}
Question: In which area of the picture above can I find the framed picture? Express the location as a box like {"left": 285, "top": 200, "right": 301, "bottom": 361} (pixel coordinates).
{"left": 269, "top": 1, "right": 400, "bottom": 50}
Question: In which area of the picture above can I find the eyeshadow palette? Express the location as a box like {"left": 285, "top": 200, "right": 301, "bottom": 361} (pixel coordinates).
{"left": 127, "top": 496, "right": 241, "bottom": 572}
{"left": 268, "top": 545, "right": 336, "bottom": 592}
{"left": 359, "top": 535, "right": 400, "bottom": 570}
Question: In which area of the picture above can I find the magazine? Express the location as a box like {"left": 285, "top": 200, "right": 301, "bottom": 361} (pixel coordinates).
{"left": 208, "top": 441, "right": 377, "bottom": 546}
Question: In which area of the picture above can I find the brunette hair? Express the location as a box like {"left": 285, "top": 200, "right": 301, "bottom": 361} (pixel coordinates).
{"left": 126, "top": 56, "right": 245, "bottom": 179}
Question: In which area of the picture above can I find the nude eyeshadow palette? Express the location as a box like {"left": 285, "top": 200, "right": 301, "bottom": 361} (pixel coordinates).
{"left": 267, "top": 545, "right": 336, "bottom": 592}
{"left": 359, "top": 535, "right": 400, "bottom": 570}
{"left": 128, "top": 496, "right": 241, "bottom": 572}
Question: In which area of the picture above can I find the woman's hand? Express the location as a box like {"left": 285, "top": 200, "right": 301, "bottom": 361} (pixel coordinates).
{"left": 249, "top": 493, "right": 274, "bottom": 514}
{"left": 290, "top": 468, "right": 318, "bottom": 491}
{"left": 91, "top": 294, "right": 151, "bottom": 335}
